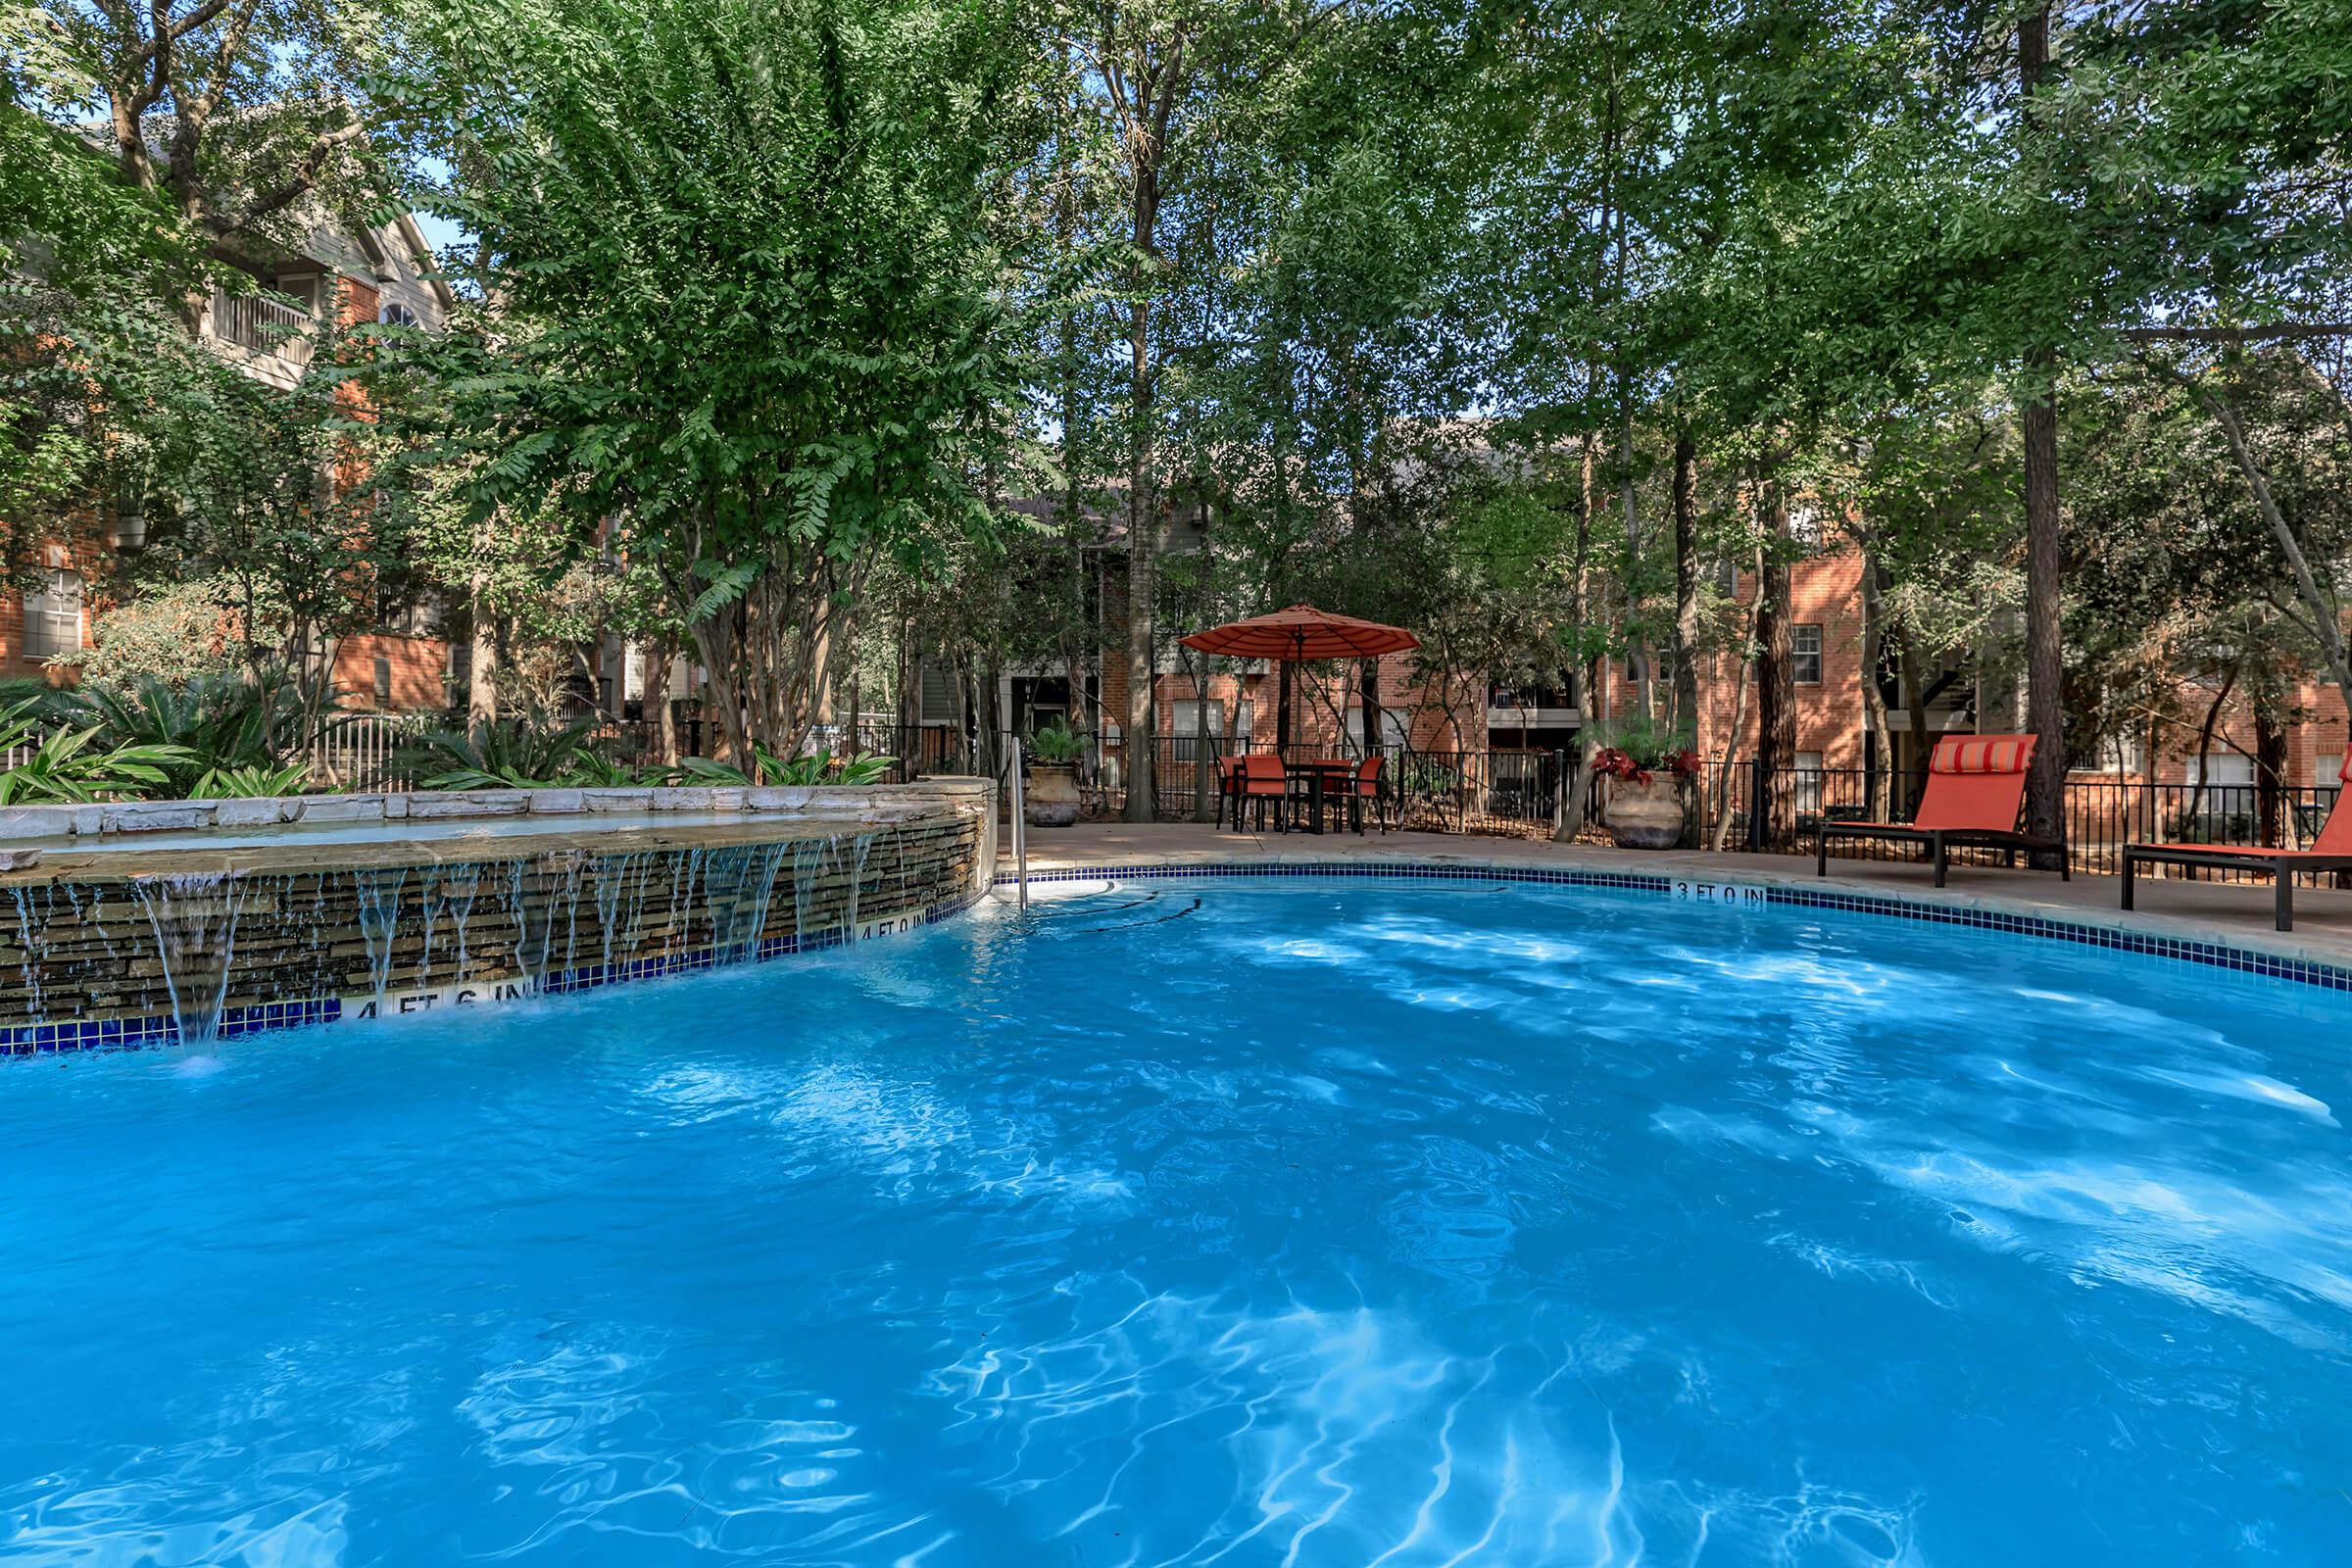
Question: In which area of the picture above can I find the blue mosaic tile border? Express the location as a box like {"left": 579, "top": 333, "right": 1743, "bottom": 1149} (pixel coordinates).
{"left": 997, "top": 860, "right": 2352, "bottom": 994}
{"left": 5, "top": 884, "right": 989, "bottom": 1056}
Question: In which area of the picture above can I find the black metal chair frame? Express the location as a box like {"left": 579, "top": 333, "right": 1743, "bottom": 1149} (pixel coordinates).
{"left": 1814, "top": 822, "right": 2069, "bottom": 888}
{"left": 2121, "top": 845, "right": 2352, "bottom": 932}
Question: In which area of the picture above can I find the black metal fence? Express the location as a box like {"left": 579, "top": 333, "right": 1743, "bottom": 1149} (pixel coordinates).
{"left": 828, "top": 724, "right": 2345, "bottom": 882}
{"left": 1703, "top": 761, "right": 2344, "bottom": 883}
{"left": 1132, "top": 741, "right": 1569, "bottom": 836}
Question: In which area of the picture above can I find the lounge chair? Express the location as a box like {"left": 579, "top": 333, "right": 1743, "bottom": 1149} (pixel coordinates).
{"left": 1813, "top": 734, "right": 2068, "bottom": 887}
{"left": 2123, "top": 760, "right": 2352, "bottom": 931}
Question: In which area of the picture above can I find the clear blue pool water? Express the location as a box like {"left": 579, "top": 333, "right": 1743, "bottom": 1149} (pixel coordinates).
{"left": 2, "top": 875, "right": 2349, "bottom": 1566}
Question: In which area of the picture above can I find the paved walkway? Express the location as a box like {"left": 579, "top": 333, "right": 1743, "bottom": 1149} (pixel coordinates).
{"left": 999, "top": 819, "right": 2352, "bottom": 970}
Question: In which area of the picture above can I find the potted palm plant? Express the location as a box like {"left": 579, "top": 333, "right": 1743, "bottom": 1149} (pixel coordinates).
{"left": 1025, "top": 718, "right": 1085, "bottom": 827}
{"left": 1591, "top": 717, "right": 1700, "bottom": 850}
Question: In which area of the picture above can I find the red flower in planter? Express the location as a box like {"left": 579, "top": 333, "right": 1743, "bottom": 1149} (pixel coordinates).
{"left": 1592, "top": 747, "right": 1701, "bottom": 786}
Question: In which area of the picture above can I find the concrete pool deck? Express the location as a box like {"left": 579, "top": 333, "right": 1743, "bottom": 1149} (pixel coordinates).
{"left": 995, "top": 820, "right": 2352, "bottom": 973}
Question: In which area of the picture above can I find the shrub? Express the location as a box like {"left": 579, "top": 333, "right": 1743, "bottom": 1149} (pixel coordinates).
{"left": 69, "top": 667, "right": 318, "bottom": 797}
{"left": 674, "top": 744, "right": 894, "bottom": 787}
{"left": 401, "top": 717, "right": 610, "bottom": 790}
{"left": 0, "top": 701, "right": 192, "bottom": 804}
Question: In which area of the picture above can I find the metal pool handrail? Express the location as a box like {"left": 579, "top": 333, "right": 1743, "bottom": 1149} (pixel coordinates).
{"left": 1006, "top": 745, "right": 1029, "bottom": 907}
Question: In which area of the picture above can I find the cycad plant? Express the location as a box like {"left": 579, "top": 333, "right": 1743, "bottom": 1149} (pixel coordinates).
{"left": 0, "top": 700, "right": 192, "bottom": 804}
{"left": 69, "top": 668, "right": 317, "bottom": 797}
{"left": 401, "top": 716, "right": 610, "bottom": 789}
{"left": 675, "top": 744, "right": 894, "bottom": 787}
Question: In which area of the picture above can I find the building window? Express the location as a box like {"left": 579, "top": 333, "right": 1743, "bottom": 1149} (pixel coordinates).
{"left": 2187, "top": 752, "right": 2254, "bottom": 789}
{"left": 1790, "top": 624, "right": 1823, "bottom": 685}
{"left": 2320, "top": 753, "right": 2343, "bottom": 790}
{"left": 1712, "top": 557, "right": 1738, "bottom": 596}
{"left": 2187, "top": 752, "right": 2256, "bottom": 835}
{"left": 372, "top": 656, "right": 393, "bottom": 705}
{"left": 1789, "top": 505, "right": 1823, "bottom": 546}
{"left": 21, "top": 569, "right": 81, "bottom": 662}
{"left": 378, "top": 301, "right": 420, "bottom": 327}
{"left": 1170, "top": 699, "right": 1223, "bottom": 762}
{"left": 1793, "top": 750, "right": 1824, "bottom": 812}
{"left": 2096, "top": 735, "right": 2146, "bottom": 775}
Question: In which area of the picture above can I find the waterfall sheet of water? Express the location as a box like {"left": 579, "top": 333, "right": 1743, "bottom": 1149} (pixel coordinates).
{"left": 9, "top": 886, "right": 45, "bottom": 1021}
{"left": 353, "top": 868, "right": 409, "bottom": 1007}
{"left": 843, "top": 830, "right": 877, "bottom": 940}
{"left": 705, "top": 842, "right": 793, "bottom": 966}
{"left": 506, "top": 855, "right": 589, "bottom": 994}
{"left": 591, "top": 851, "right": 657, "bottom": 979}
{"left": 790, "top": 835, "right": 840, "bottom": 948}
{"left": 130, "top": 872, "right": 248, "bottom": 1050}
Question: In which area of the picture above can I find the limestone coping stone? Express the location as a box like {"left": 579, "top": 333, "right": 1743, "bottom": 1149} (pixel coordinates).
{"left": 0, "top": 777, "right": 995, "bottom": 846}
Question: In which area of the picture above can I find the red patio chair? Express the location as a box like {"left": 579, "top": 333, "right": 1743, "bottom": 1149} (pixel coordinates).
{"left": 1233, "top": 753, "right": 1292, "bottom": 833}
{"left": 2123, "top": 758, "right": 2352, "bottom": 931}
{"left": 1346, "top": 756, "right": 1391, "bottom": 835}
{"left": 1213, "top": 752, "right": 1246, "bottom": 828}
{"left": 1813, "top": 734, "right": 2067, "bottom": 886}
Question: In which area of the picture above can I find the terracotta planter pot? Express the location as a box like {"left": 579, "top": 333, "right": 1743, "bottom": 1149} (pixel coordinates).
{"left": 1604, "top": 772, "right": 1686, "bottom": 850}
{"left": 1024, "top": 761, "right": 1081, "bottom": 827}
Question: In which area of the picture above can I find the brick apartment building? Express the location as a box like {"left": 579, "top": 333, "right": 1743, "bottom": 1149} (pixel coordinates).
{"left": 6, "top": 210, "right": 457, "bottom": 712}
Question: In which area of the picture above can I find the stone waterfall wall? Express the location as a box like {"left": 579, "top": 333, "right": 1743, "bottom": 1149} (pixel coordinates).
{"left": 0, "top": 783, "right": 994, "bottom": 1054}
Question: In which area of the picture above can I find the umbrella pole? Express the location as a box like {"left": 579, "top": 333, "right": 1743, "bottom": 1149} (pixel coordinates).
{"left": 1277, "top": 660, "right": 1294, "bottom": 761}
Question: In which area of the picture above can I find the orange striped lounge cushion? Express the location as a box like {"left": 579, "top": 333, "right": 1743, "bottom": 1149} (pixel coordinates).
{"left": 1930, "top": 735, "right": 2031, "bottom": 775}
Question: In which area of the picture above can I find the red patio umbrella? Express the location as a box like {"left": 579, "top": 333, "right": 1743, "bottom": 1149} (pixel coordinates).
{"left": 1180, "top": 605, "right": 1418, "bottom": 756}
{"left": 1179, "top": 604, "right": 1420, "bottom": 663}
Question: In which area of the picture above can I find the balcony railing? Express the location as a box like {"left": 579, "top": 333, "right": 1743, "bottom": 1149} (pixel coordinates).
{"left": 210, "top": 290, "right": 315, "bottom": 366}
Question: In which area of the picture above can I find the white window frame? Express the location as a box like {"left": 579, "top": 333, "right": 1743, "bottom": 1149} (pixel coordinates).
{"left": 1793, "top": 750, "right": 1824, "bottom": 812}
{"left": 1790, "top": 624, "right": 1824, "bottom": 686}
{"left": 21, "top": 569, "right": 82, "bottom": 662}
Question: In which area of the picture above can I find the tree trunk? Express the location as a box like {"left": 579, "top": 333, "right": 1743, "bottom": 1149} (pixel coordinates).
{"left": 1556, "top": 431, "right": 1603, "bottom": 841}
{"left": 2181, "top": 662, "right": 2237, "bottom": 835}
{"left": 1671, "top": 427, "right": 1700, "bottom": 845}
{"left": 2018, "top": 4, "right": 2068, "bottom": 864}
{"left": 1898, "top": 631, "right": 1932, "bottom": 814}
{"left": 1754, "top": 482, "right": 1796, "bottom": 845}
{"left": 1121, "top": 100, "right": 1163, "bottom": 822}
{"left": 1198, "top": 664, "right": 1216, "bottom": 819}
{"left": 1708, "top": 554, "right": 1762, "bottom": 851}
{"left": 466, "top": 560, "right": 500, "bottom": 737}
{"left": 2257, "top": 702, "right": 2285, "bottom": 848}
{"left": 643, "top": 639, "right": 673, "bottom": 765}
{"left": 1860, "top": 552, "right": 1894, "bottom": 823}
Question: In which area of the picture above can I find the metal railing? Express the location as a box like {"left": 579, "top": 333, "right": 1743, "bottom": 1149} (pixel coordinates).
{"left": 1113, "top": 738, "right": 1568, "bottom": 838}
{"left": 210, "top": 290, "right": 315, "bottom": 365}
{"left": 314, "top": 712, "right": 433, "bottom": 791}
{"left": 1703, "top": 760, "right": 2345, "bottom": 883}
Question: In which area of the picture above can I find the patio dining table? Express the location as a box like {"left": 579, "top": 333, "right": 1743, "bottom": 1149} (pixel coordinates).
{"left": 1285, "top": 758, "right": 1357, "bottom": 835}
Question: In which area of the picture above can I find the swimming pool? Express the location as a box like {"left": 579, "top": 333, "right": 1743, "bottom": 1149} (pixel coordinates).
{"left": 1, "top": 874, "right": 2345, "bottom": 1564}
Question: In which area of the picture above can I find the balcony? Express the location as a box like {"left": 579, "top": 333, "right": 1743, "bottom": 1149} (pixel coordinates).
{"left": 209, "top": 289, "right": 316, "bottom": 378}
{"left": 1487, "top": 677, "right": 1580, "bottom": 732}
